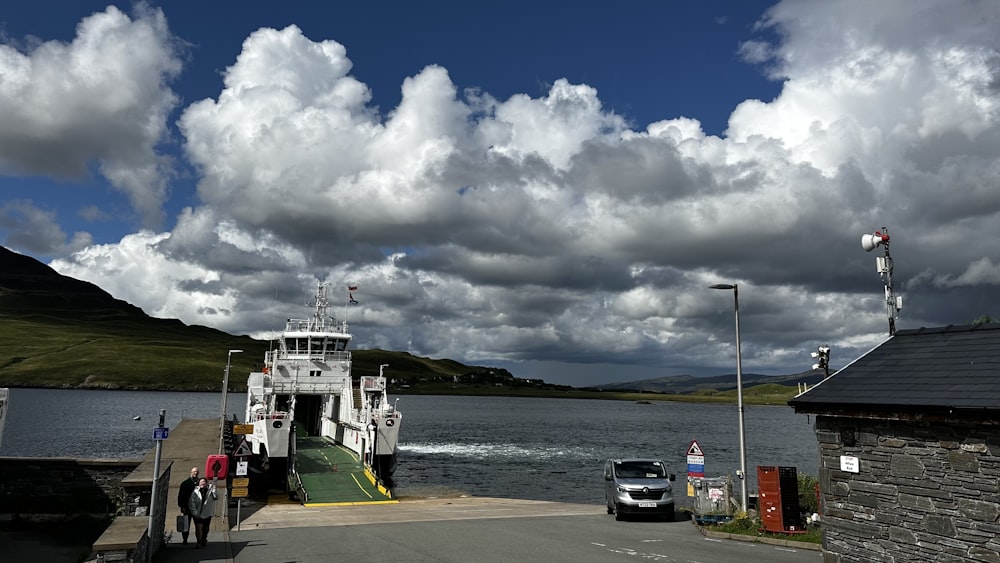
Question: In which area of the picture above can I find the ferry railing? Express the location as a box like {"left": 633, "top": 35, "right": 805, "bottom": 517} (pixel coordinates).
{"left": 283, "top": 319, "right": 350, "bottom": 334}
{"left": 270, "top": 374, "right": 349, "bottom": 394}
{"left": 267, "top": 350, "right": 352, "bottom": 361}
{"left": 291, "top": 465, "right": 308, "bottom": 503}
{"left": 287, "top": 381, "right": 345, "bottom": 394}
{"left": 248, "top": 410, "right": 289, "bottom": 423}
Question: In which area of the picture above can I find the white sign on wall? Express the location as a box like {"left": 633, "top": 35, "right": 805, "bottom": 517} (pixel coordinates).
{"left": 840, "top": 455, "right": 860, "bottom": 473}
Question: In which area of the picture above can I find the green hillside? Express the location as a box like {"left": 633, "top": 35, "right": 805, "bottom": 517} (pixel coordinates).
{"left": 0, "top": 246, "right": 513, "bottom": 391}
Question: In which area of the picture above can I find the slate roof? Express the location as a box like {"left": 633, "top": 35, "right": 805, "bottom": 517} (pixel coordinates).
{"left": 789, "top": 323, "right": 1000, "bottom": 415}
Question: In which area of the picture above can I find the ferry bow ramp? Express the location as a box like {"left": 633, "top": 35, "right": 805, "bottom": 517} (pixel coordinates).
{"left": 294, "top": 435, "right": 396, "bottom": 506}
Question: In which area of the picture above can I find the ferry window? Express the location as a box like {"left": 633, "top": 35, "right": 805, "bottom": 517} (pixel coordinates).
{"left": 310, "top": 370, "right": 321, "bottom": 377}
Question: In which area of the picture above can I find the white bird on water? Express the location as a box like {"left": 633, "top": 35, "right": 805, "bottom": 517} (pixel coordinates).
{"left": 133, "top": 415, "right": 141, "bottom": 421}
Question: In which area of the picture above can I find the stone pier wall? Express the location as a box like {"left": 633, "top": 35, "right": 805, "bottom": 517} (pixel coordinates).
{"left": 0, "top": 457, "right": 140, "bottom": 517}
{"left": 816, "top": 416, "right": 1000, "bottom": 562}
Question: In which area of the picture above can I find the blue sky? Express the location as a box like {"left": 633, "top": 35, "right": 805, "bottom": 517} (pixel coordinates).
{"left": 2, "top": 1, "right": 782, "bottom": 249}
{"left": 2, "top": 1, "right": 999, "bottom": 386}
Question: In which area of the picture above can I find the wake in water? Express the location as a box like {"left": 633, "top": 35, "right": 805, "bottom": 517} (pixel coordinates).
{"left": 400, "top": 441, "right": 601, "bottom": 462}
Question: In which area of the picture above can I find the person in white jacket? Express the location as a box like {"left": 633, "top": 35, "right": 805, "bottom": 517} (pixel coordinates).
{"left": 187, "top": 477, "right": 218, "bottom": 548}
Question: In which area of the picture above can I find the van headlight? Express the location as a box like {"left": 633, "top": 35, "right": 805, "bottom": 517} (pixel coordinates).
{"left": 617, "top": 485, "right": 628, "bottom": 493}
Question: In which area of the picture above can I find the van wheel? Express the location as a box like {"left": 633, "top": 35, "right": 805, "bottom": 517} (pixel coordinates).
{"left": 614, "top": 503, "right": 624, "bottom": 521}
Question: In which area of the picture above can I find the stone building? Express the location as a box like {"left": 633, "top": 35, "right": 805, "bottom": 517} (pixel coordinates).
{"left": 789, "top": 323, "right": 1000, "bottom": 563}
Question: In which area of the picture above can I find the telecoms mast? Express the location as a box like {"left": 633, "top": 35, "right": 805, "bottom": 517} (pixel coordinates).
{"left": 861, "top": 226, "right": 902, "bottom": 335}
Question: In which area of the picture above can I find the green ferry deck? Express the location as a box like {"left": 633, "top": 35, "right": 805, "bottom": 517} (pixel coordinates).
{"left": 292, "top": 435, "right": 397, "bottom": 506}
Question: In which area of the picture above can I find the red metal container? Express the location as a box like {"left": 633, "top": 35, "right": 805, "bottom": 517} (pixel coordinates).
{"left": 757, "top": 466, "right": 804, "bottom": 533}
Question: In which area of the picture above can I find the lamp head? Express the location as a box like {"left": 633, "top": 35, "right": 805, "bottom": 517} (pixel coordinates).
{"left": 709, "top": 283, "right": 735, "bottom": 290}
{"left": 229, "top": 349, "right": 243, "bottom": 354}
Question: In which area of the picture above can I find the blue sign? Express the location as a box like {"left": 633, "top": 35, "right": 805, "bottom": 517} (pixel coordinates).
{"left": 687, "top": 463, "right": 705, "bottom": 475}
{"left": 153, "top": 427, "right": 169, "bottom": 440}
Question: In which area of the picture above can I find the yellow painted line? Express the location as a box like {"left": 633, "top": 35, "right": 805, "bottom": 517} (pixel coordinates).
{"left": 267, "top": 494, "right": 298, "bottom": 505}
{"left": 351, "top": 473, "right": 374, "bottom": 498}
{"left": 305, "top": 500, "right": 399, "bottom": 507}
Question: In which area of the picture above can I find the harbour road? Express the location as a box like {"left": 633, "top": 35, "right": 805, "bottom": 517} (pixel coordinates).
{"left": 225, "top": 497, "right": 822, "bottom": 563}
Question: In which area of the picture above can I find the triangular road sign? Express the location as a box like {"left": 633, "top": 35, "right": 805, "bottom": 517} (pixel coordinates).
{"left": 687, "top": 440, "right": 704, "bottom": 456}
{"left": 233, "top": 436, "right": 253, "bottom": 457}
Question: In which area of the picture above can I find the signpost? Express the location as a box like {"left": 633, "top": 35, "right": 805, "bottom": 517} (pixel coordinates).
{"left": 0, "top": 388, "right": 10, "bottom": 450}
{"left": 686, "top": 440, "right": 705, "bottom": 497}
{"left": 233, "top": 436, "right": 253, "bottom": 530}
{"left": 148, "top": 410, "right": 167, "bottom": 562}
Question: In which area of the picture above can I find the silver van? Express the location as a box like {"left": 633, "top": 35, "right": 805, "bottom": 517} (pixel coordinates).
{"left": 604, "top": 458, "right": 676, "bottom": 521}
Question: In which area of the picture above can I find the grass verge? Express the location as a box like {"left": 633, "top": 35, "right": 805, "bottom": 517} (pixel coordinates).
{"left": 706, "top": 515, "right": 822, "bottom": 544}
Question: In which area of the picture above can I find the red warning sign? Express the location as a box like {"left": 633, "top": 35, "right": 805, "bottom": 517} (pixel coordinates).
{"left": 687, "top": 440, "right": 704, "bottom": 456}
{"left": 687, "top": 440, "right": 705, "bottom": 478}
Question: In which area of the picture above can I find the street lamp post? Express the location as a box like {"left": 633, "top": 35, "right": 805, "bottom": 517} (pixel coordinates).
{"left": 219, "top": 349, "right": 244, "bottom": 455}
{"left": 709, "top": 283, "right": 749, "bottom": 514}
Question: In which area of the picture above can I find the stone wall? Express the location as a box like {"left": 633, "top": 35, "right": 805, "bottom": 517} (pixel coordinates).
{"left": 120, "top": 460, "right": 171, "bottom": 555}
{"left": 816, "top": 416, "right": 1000, "bottom": 562}
{"left": 0, "top": 457, "right": 140, "bottom": 517}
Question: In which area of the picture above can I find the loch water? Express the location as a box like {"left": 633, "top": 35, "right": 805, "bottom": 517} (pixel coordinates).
{"left": 0, "top": 389, "right": 818, "bottom": 506}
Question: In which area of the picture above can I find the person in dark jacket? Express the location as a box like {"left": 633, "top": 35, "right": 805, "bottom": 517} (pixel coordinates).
{"left": 177, "top": 467, "right": 199, "bottom": 544}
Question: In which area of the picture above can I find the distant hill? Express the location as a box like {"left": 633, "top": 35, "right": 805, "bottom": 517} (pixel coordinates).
{"left": 586, "top": 371, "right": 826, "bottom": 395}
{"left": 0, "top": 246, "right": 514, "bottom": 391}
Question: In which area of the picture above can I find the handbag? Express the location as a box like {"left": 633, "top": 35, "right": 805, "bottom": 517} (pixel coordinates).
{"left": 176, "top": 513, "right": 189, "bottom": 533}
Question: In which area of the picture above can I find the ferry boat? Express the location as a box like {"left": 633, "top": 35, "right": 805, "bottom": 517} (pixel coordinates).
{"left": 243, "top": 282, "right": 401, "bottom": 503}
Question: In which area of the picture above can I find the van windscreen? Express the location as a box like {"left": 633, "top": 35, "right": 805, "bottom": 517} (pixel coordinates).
{"left": 615, "top": 461, "right": 665, "bottom": 479}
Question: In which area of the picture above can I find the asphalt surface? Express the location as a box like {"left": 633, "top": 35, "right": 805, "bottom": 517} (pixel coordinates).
{"left": 151, "top": 496, "right": 822, "bottom": 563}
{"left": 8, "top": 418, "right": 822, "bottom": 562}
